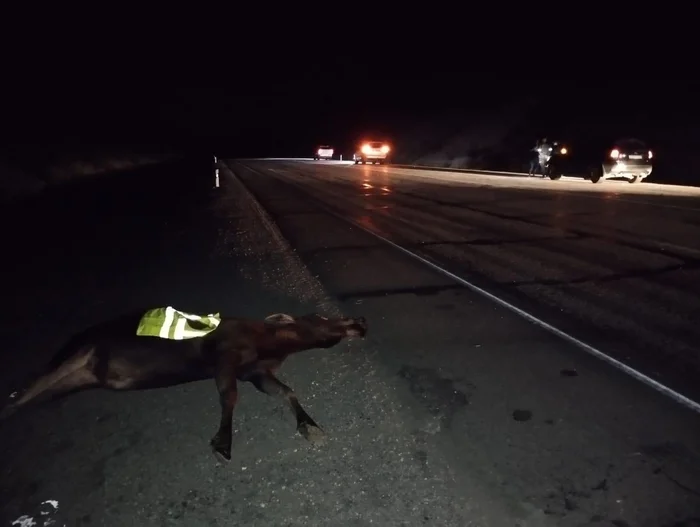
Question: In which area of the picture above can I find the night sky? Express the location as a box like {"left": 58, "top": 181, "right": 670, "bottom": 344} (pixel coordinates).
{"left": 4, "top": 54, "right": 700, "bottom": 159}
{"left": 3, "top": 13, "right": 697, "bottom": 160}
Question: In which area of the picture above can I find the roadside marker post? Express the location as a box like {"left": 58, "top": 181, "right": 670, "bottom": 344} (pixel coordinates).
{"left": 214, "top": 155, "right": 220, "bottom": 188}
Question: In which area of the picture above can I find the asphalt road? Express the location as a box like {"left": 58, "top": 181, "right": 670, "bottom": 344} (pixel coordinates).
{"left": 0, "top": 158, "right": 699, "bottom": 526}
{"left": 245, "top": 160, "right": 700, "bottom": 407}
{"left": 232, "top": 159, "right": 700, "bottom": 526}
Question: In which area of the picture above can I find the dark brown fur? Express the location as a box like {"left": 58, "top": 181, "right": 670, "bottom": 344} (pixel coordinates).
{"left": 0, "top": 310, "right": 367, "bottom": 461}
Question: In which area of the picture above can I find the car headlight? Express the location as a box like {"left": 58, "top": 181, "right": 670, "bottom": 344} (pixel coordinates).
{"left": 560, "top": 147, "right": 567, "bottom": 154}
{"left": 610, "top": 149, "right": 620, "bottom": 159}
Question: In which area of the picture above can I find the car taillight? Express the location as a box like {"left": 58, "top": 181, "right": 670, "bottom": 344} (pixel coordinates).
{"left": 317, "top": 149, "right": 322, "bottom": 155}
{"left": 648, "top": 150, "right": 653, "bottom": 159}
{"left": 361, "top": 144, "right": 371, "bottom": 154}
{"left": 610, "top": 149, "right": 620, "bottom": 159}
{"left": 381, "top": 145, "right": 390, "bottom": 153}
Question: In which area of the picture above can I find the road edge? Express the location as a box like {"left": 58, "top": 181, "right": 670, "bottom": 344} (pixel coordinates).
{"left": 220, "top": 161, "right": 343, "bottom": 317}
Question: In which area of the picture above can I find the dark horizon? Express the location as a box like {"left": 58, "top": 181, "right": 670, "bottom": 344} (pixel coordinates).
{"left": 3, "top": 77, "right": 700, "bottom": 158}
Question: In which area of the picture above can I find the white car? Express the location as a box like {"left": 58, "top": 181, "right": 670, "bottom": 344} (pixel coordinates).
{"left": 314, "top": 145, "right": 334, "bottom": 160}
{"left": 591, "top": 138, "right": 653, "bottom": 183}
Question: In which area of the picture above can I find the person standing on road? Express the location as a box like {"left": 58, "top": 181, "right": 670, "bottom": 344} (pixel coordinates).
{"left": 529, "top": 139, "right": 542, "bottom": 176}
{"left": 536, "top": 137, "right": 553, "bottom": 177}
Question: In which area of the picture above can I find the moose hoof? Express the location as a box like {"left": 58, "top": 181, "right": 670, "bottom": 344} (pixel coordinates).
{"left": 298, "top": 422, "right": 326, "bottom": 444}
{"left": 210, "top": 437, "right": 231, "bottom": 463}
{"left": 213, "top": 449, "right": 231, "bottom": 464}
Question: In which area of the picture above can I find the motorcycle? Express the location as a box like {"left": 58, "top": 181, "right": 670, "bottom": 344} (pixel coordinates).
{"left": 542, "top": 142, "right": 568, "bottom": 180}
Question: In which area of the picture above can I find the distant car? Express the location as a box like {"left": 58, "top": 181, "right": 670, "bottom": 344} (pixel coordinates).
{"left": 353, "top": 141, "right": 390, "bottom": 165}
{"left": 314, "top": 145, "right": 334, "bottom": 160}
{"left": 545, "top": 137, "right": 653, "bottom": 184}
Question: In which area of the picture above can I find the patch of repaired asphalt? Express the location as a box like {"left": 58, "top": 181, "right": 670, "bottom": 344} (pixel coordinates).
{"left": 397, "top": 365, "right": 472, "bottom": 428}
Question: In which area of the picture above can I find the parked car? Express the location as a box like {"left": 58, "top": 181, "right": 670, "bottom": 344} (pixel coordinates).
{"left": 594, "top": 138, "right": 653, "bottom": 183}
{"left": 545, "top": 137, "right": 653, "bottom": 183}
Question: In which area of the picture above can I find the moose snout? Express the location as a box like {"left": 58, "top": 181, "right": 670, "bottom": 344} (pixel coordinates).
{"left": 345, "top": 316, "right": 367, "bottom": 338}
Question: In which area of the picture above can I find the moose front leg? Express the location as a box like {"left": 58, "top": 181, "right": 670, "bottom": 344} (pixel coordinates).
{"left": 210, "top": 371, "right": 239, "bottom": 463}
{"left": 249, "top": 372, "right": 325, "bottom": 444}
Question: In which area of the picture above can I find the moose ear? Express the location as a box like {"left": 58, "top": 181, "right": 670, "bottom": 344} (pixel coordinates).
{"left": 264, "top": 313, "right": 296, "bottom": 325}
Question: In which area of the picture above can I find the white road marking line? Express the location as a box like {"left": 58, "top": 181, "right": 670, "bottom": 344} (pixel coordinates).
{"left": 270, "top": 170, "right": 700, "bottom": 415}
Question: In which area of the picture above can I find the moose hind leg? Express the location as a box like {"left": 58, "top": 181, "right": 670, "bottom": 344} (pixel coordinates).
{"left": 2, "top": 363, "right": 98, "bottom": 419}
{"left": 250, "top": 372, "right": 325, "bottom": 444}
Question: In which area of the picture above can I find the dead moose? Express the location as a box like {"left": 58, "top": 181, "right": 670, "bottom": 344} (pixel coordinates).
{"left": 0, "top": 308, "right": 368, "bottom": 461}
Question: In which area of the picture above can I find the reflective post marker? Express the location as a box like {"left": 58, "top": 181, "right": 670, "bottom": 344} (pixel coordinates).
{"left": 214, "top": 155, "right": 219, "bottom": 188}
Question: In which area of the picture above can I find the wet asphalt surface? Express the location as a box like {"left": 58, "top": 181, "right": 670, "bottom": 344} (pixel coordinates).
{"left": 248, "top": 160, "right": 700, "bottom": 407}
{"left": 0, "top": 158, "right": 699, "bottom": 526}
